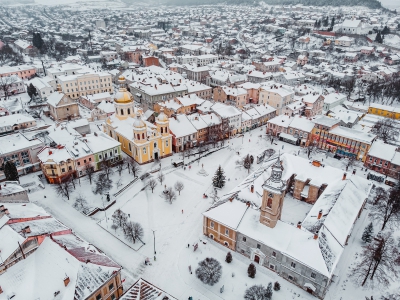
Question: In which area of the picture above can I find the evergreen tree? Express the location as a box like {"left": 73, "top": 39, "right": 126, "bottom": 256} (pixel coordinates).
{"left": 375, "top": 31, "right": 383, "bottom": 43}
{"left": 225, "top": 252, "right": 232, "bottom": 263}
{"left": 3, "top": 161, "right": 19, "bottom": 182}
{"left": 247, "top": 263, "right": 256, "bottom": 278}
{"left": 314, "top": 20, "right": 318, "bottom": 27}
{"left": 273, "top": 281, "right": 281, "bottom": 291}
{"left": 265, "top": 282, "right": 273, "bottom": 300}
{"left": 382, "top": 26, "right": 390, "bottom": 35}
{"left": 330, "top": 17, "right": 335, "bottom": 28}
{"left": 212, "top": 165, "right": 226, "bottom": 188}
{"left": 361, "top": 222, "right": 374, "bottom": 243}
{"left": 27, "top": 83, "right": 37, "bottom": 100}
{"left": 33, "top": 32, "right": 44, "bottom": 50}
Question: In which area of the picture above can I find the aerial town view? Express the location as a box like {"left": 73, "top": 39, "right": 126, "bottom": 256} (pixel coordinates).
{"left": 0, "top": 0, "right": 399, "bottom": 299}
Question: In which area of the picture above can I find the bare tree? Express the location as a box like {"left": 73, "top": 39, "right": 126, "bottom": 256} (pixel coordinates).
{"left": 306, "top": 140, "right": 318, "bottom": 158}
{"left": 73, "top": 194, "right": 88, "bottom": 213}
{"left": 174, "top": 181, "right": 184, "bottom": 195}
{"left": 241, "top": 154, "right": 252, "bottom": 174}
{"left": 100, "top": 160, "right": 114, "bottom": 180}
{"left": 0, "top": 76, "right": 17, "bottom": 100}
{"left": 84, "top": 162, "right": 94, "bottom": 184}
{"left": 124, "top": 221, "right": 144, "bottom": 243}
{"left": 164, "top": 187, "right": 177, "bottom": 204}
{"left": 93, "top": 173, "right": 112, "bottom": 194}
{"left": 343, "top": 156, "right": 357, "bottom": 171}
{"left": 116, "top": 160, "right": 125, "bottom": 176}
{"left": 350, "top": 233, "right": 398, "bottom": 287}
{"left": 111, "top": 209, "right": 128, "bottom": 227}
{"left": 54, "top": 178, "right": 74, "bottom": 200}
{"left": 264, "top": 132, "right": 275, "bottom": 145}
{"left": 130, "top": 160, "right": 141, "bottom": 177}
{"left": 157, "top": 171, "right": 165, "bottom": 185}
{"left": 124, "top": 157, "right": 133, "bottom": 174}
{"left": 148, "top": 178, "right": 158, "bottom": 193}
{"left": 369, "top": 185, "right": 400, "bottom": 230}
{"left": 371, "top": 119, "right": 399, "bottom": 144}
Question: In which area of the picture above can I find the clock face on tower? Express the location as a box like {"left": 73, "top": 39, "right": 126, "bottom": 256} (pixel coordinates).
{"left": 272, "top": 170, "right": 280, "bottom": 180}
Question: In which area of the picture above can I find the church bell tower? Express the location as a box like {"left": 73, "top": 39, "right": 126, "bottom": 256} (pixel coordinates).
{"left": 260, "top": 155, "right": 286, "bottom": 228}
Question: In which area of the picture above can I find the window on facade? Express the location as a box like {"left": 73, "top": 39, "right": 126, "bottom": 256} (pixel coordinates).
{"left": 62, "top": 168, "right": 65, "bottom": 173}
{"left": 143, "top": 147, "right": 146, "bottom": 154}
{"left": 288, "top": 275, "right": 294, "bottom": 281}
{"left": 96, "top": 295, "right": 102, "bottom": 300}
{"left": 89, "top": 158, "right": 92, "bottom": 161}
{"left": 311, "top": 272, "right": 316, "bottom": 279}
{"left": 243, "top": 237, "right": 246, "bottom": 242}
{"left": 121, "top": 109, "right": 124, "bottom": 115}
{"left": 291, "top": 262, "right": 296, "bottom": 268}
{"left": 210, "top": 221, "right": 214, "bottom": 228}
{"left": 267, "top": 198, "right": 272, "bottom": 208}
{"left": 166, "top": 140, "right": 169, "bottom": 147}
{"left": 99, "top": 155, "right": 102, "bottom": 160}
{"left": 225, "top": 229, "right": 229, "bottom": 236}
{"left": 77, "top": 162, "right": 81, "bottom": 166}
{"left": 109, "top": 283, "right": 114, "bottom": 291}
{"left": 272, "top": 251, "right": 276, "bottom": 257}
{"left": 257, "top": 244, "right": 261, "bottom": 249}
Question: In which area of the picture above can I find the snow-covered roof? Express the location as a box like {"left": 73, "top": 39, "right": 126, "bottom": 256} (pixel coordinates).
{"left": 0, "top": 236, "right": 120, "bottom": 300}
{"left": 169, "top": 114, "right": 197, "bottom": 138}
{"left": 367, "top": 140, "right": 397, "bottom": 161}
{"left": 329, "top": 126, "right": 376, "bottom": 144}
{"left": 121, "top": 278, "right": 177, "bottom": 300}
{"left": 204, "top": 199, "right": 248, "bottom": 230}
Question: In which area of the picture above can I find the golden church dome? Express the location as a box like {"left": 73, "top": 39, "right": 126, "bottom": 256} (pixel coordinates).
{"left": 133, "top": 114, "right": 146, "bottom": 129}
{"left": 114, "top": 75, "right": 133, "bottom": 104}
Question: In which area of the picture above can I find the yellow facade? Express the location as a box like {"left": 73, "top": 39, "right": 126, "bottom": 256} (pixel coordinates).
{"left": 103, "top": 76, "right": 172, "bottom": 164}
{"left": 368, "top": 106, "right": 400, "bottom": 119}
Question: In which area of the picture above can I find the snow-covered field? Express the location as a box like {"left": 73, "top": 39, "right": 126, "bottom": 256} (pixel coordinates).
{"left": 22, "top": 125, "right": 398, "bottom": 299}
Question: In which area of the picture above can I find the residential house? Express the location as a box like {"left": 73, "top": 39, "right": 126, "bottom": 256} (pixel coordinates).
{"left": 47, "top": 91, "right": 80, "bottom": 121}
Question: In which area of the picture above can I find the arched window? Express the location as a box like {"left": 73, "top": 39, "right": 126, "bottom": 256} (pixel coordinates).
{"left": 137, "top": 134, "right": 140, "bottom": 140}
{"left": 267, "top": 198, "right": 273, "bottom": 208}
{"left": 161, "top": 127, "right": 163, "bottom": 133}
{"left": 154, "top": 142, "right": 157, "bottom": 148}
{"left": 129, "top": 143, "right": 131, "bottom": 151}
{"left": 127, "top": 108, "right": 131, "bottom": 114}
{"left": 115, "top": 108, "right": 118, "bottom": 114}
{"left": 121, "top": 109, "right": 124, "bottom": 115}
{"left": 142, "top": 133, "right": 145, "bottom": 139}
{"left": 165, "top": 127, "right": 168, "bottom": 133}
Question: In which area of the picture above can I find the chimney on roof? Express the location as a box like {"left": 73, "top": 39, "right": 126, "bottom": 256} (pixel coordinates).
{"left": 297, "top": 221, "right": 302, "bottom": 229}
{"left": 246, "top": 201, "right": 251, "bottom": 207}
{"left": 342, "top": 173, "right": 347, "bottom": 180}
{"left": 23, "top": 226, "right": 31, "bottom": 234}
{"left": 313, "top": 231, "right": 319, "bottom": 240}
{"left": 250, "top": 184, "right": 254, "bottom": 193}
{"left": 317, "top": 210, "right": 323, "bottom": 220}
{"left": 63, "top": 276, "right": 70, "bottom": 287}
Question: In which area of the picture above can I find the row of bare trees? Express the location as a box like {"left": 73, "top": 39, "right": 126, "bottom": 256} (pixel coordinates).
{"left": 111, "top": 209, "right": 144, "bottom": 244}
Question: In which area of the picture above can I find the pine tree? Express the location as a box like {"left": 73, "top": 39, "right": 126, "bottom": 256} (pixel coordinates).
{"left": 382, "top": 26, "right": 390, "bottom": 35}
{"left": 212, "top": 165, "right": 226, "bottom": 188}
{"left": 247, "top": 263, "right": 256, "bottom": 278}
{"left": 375, "top": 31, "right": 383, "bottom": 44}
{"left": 330, "top": 17, "right": 335, "bottom": 28}
{"left": 3, "top": 161, "right": 19, "bottom": 182}
{"left": 32, "top": 32, "right": 44, "bottom": 50}
{"left": 27, "top": 83, "right": 37, "bottom": 100}
{"left": 361, "top": 222, "right": 374, "bottom": 243}
{"left": 265, "top": 282, "right": 273, "bottom": 300}
{"left": 225, "top": 252, "right": 232, "bottom": 263}
{"left": 273, "top": 281, "right": 281, "bottom": 291}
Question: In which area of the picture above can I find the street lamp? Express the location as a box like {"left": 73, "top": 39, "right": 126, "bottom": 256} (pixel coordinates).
{"left": 152, "top": 229, "right": 156, "bottom": 261}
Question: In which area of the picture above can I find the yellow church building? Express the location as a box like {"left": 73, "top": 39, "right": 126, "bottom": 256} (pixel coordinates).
{"left": 103, "top": 76, "right": 173, "bottom": 164}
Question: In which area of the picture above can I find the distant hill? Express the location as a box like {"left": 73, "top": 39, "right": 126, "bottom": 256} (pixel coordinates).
{"left": 165, "top": 0, "right": 382, "bottom": 9}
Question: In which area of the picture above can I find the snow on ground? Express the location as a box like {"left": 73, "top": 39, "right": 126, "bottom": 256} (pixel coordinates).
{"left": 22, "top": 123, "right": 395, "bottom": 299}
{"left": 383, "top": 34, "right": 400, "bottom": 48}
